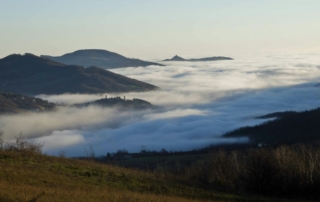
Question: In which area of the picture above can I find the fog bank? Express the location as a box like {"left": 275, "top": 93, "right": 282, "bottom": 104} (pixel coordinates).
{"left": 2, "top": 53, "right": 320, "bottom": 156}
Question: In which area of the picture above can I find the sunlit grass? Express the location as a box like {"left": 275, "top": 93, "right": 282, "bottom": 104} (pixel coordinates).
{"left": 0, "top": 150, "right": 221, "bottom": 202}
{"left": 0, "top": 149, "right": 302, "bottom": 202}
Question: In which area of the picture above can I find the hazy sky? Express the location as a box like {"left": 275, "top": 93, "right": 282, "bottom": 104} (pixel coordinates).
{"left": 1, "top": 0, "right": 320, "bottom": 59}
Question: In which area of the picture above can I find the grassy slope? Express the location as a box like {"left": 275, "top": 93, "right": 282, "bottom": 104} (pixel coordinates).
{"left": 0, "top": 151, "right": 303, "bottom": 202}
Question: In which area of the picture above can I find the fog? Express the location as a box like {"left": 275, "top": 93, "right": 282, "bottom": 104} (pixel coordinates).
{"left": 1, "top": 53, "right": 320, "bottom": 156}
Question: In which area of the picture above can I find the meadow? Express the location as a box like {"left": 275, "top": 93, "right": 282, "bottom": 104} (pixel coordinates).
{"left": 0, "top": 135, "right": 311, "bottom": 202}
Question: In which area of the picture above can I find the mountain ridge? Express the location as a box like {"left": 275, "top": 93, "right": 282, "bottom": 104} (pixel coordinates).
{"left": 41, "top": 49, "right": 164, "bottom": 69}
{"left": 224, "top": 107, "right": 320, "bottom": 146}
{"left": 0, "top": 53, "right": 158, "bottom": 95}
{"left": 163, "top": 55, "right": 234, "bottom": 62}
{"left": 76, "top": 96, "right": 153, "bottom": 110}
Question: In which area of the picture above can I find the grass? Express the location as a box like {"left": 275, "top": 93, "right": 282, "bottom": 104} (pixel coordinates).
{"left": 0, "top": 150, "right": 301, "bottom": 202}
{"left": 0, "top": 134, "right": 311, "bottom": 202}
{"left": 0, "top": 151, "right": 200, "bottom": 202}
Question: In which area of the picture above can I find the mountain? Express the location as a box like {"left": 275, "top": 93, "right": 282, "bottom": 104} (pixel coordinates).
{"left": 189, "top": 56, "right": 234, "bottom": 62}
{"left": 163, "top": 55, "right": 187, "bottom": 61}
{"left": 224, "top": 107, "right": 320, "bottom": 146}
{"left": 0, "top": 92, "right": 56, "bottom": 114}
{"left": 0, "top": 53, "right": 158, "bottom": 95}
{"left": 255, "top": 111, "right": 298, "bottom": 119}
{"left": 41, "top": 49, "right": 164, "bottom": 69}
{"left": 76, "top": 96, "right": 152, "bottom": 110}
{"left": 163, "top": 55, "right": 233, "bottom": 62}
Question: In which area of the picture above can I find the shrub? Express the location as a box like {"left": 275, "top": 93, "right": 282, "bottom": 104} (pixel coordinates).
{"left": 0, "top": 132, "right": 43, "bottom": 154}
{"left": 0, "top": 130, "right": 3, "bottom": 150}
{"left": 184, "top": 144, "right": 320, "bottom": 200}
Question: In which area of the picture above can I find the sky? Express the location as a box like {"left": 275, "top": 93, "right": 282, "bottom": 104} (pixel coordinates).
{"left": 1, "top": 0, "right": 320, "bottom": 59}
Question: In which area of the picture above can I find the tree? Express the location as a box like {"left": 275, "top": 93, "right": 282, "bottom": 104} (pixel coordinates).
{"left": 117, "top": 149, "right": 129, "bottom": 154}
{"left": 160, "top": 148, "right": 168, "bottom": 154}
{"left": 106, "top": 152, "right": 111, "bottom": 161}
{"left": 0, "top": 130, "right": 3, "bottom": 150}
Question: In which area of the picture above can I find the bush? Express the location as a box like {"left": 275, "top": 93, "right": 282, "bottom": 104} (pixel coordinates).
{"left": 0, "top": 132, "right": 43, "bottom": 154}
{"left": 240, "top": 148, "right": 281, "bottom": 194}
{"left": 0, "top": 130, "right": 3, "bottom": 150}
{"left": 184, "top": 144, "right": 320, "bottom": 200}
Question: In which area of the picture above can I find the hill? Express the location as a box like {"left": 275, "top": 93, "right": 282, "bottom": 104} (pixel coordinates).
{"left": 0, "top": 138, "right": 309, "bottom": 202}
{"left": 77, "top": 96, "right": 153, "bottom": 110}
{"left": 0, "top": 148, "right": 265, "bottom": 202}
{"left": 163, "top": 55, "right": 233, "bottom": 62}
{"left": 0, "top": 92, "right": 56, "bottom": 114}
{"left": 255, "top": 111, "right": 298, "bottom": 119}
{"left": 41, "top": 49, "right": 164, "bottom": 69}
{"left": 224, "top": 107, "right": 320, "bottom": 146}
{"left": 0, "top": 53, "right": 158, "bottom": 95}
{"left": 163, "top": 55, "right": 187, "bottom": 61}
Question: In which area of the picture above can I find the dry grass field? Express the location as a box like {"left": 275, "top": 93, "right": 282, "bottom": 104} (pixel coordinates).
{"left": 0, "top": 150, "right": 228, "bottom": 202}
{"left": 0, "top": 136, "right": 305, "bottom": 202}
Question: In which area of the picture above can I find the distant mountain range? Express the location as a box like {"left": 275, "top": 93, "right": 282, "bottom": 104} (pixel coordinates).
{"left": 224, "top": 107, "right": 320, "bottom": 146}
{"left": 163, "top": 55, "right": 233, "bottom": 62}
{"left": 0, "top": 92, "right": 56, "bottom": 114}
{"left": 41, "top": 49, "right": 164, "bottom": 69}
{"left": 0, "top": 53, "right": 158, "bottom": 95}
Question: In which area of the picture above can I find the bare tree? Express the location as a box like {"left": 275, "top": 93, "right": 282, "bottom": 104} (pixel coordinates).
{"left": 0, "top": 130, "right": 3, "bottom": 150}
{"left": 84, "top": 145, "right": 95, "bottom": 159}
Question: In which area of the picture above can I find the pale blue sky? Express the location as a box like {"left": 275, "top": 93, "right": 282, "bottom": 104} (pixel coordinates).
{"left": 1, "top": 0, "right": 320, "bottom": 59}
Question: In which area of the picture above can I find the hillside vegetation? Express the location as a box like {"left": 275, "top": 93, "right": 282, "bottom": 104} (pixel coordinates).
{"left": 224, "top": 108, "right": 320, "bottom": 145}
{"left": 76, "top": 96, "right": 153, "bottom": 110}
{"left": 184, "top": 145, "right": 320, "bottom": 200}
{"left": 0, "top": 135, "right": 300, "bottom": 202}
{"left": 0, "top": 92, "right": 55, "bottom": 114}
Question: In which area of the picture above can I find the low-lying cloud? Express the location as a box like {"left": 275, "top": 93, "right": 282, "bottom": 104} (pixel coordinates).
{"left": 1, "top": 52, "right": 320, "bottom": 156}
